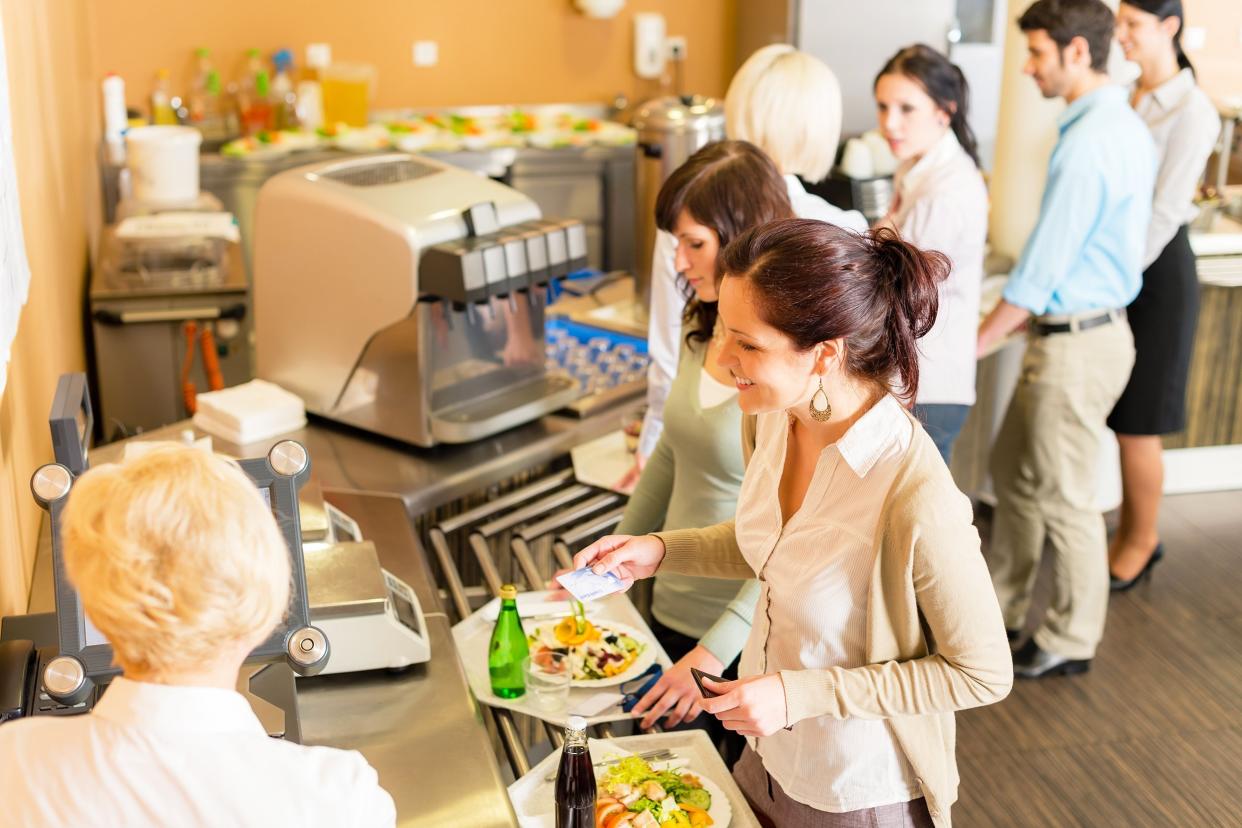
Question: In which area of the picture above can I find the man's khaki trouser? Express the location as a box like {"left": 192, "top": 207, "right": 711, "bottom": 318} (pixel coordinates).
{"left": 988, "top": 319, "right": 1135, "bottom": 660}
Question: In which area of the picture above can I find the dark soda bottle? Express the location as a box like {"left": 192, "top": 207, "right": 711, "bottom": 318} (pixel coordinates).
{"left": 488, "top": 584, "right": 529, "bottom": 699}
{"left": 555, "top": 716, "right": 596, "bottom": 827}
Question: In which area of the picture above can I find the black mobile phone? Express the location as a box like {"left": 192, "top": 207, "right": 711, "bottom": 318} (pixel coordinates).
{"left": 689, "top": 667, "right": 726, "bottom": 699}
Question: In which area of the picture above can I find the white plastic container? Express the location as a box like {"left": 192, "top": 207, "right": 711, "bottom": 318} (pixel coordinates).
{"left": 101, "top": 74, "right": 127, "bottom": 164}
{"left": 125, "top": 126, "right": 202, "bottom": 206}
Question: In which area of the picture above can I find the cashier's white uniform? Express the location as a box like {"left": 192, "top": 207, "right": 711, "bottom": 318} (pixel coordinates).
{"left": 0, "top": 677, "right": 396, "bottom": 828}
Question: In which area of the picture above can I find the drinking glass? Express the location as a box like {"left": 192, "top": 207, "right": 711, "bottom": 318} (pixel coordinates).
{"left": 523, "top": 652, "right": 572, "bottom": 712}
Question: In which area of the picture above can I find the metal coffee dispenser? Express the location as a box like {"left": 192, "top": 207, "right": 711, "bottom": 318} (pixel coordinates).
{"left": 253, "top": 153, "right": 586, "bottom": 446}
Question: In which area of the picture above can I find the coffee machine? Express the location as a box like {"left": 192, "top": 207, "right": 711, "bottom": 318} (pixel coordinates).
{"left": 253, "top": 153, "right": 587, "bottom": 447}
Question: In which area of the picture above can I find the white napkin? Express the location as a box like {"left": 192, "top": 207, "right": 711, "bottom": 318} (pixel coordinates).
{"left": 116, "top": 211, "right": 240, "bottom": 242}
{"left": 192, "top": 379, "right": 306, "bottom": 445}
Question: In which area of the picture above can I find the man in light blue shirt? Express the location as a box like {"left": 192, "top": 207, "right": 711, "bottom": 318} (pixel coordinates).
{"left": 979, "top": 0, "right": 1156, "bottom": 680}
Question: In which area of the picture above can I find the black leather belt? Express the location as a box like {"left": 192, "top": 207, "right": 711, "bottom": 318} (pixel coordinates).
{"left": 1033, "top": 309, "right": 1123, "bottom": 336}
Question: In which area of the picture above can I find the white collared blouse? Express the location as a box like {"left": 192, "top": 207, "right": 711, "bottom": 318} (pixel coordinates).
{"left": 879, "top": 130, "right": 988, "bottom": 406}
{"left": 736, "top": 395, "right": 922, "bottom": 812}
{"left": 1133, "top": 68, "right": 1221, "bottom": 268}
{"left": 0, "top": 677, "right": 396, "bottom": 828}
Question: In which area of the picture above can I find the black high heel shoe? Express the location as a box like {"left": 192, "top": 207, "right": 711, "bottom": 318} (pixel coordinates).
{"left": 1110, "top": 543, "right": 1164, "bottom": 592}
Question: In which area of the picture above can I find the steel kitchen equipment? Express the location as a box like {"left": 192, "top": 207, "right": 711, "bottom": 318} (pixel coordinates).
{"left": 253, "top": 153, "right": 588, "bottom": 446}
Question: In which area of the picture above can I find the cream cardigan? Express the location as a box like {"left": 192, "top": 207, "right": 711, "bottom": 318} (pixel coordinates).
{"left": 654, "top": 409, "right": 1013, "bottom": 826}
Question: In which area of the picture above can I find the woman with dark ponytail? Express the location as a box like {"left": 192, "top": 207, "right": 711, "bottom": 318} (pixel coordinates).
{"left": 873, "top": 44, "right": 990, "bottom": 463}
{"left": 1108, "top": 2, "right": 1221, "bottom": 590}
{"left": 573, "top": 219, "right": 1013, "bottom": 827}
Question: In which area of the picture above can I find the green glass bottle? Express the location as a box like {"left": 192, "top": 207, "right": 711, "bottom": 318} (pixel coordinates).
{"left": 488, "top": 584, "right": 529, "bottom": 699}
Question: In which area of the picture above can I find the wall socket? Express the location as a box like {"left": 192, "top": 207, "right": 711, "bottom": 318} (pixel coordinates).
{"left": 666, "top": 35, "right": 687, "bottom": 61}
{"left": 412, "top": 40, "right": 438, "bottom": 67}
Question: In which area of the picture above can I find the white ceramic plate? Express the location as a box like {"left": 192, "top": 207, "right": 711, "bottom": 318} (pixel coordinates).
{"left": 527, "top": 618, "right": 657, "bottom": 688}
{"left": 595, "top": 764, "right": 733, "bottom": 827}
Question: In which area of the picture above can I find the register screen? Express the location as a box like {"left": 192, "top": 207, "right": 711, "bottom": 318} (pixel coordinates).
{"left": 83, "top": 612, "right": 109, "bottom": 647}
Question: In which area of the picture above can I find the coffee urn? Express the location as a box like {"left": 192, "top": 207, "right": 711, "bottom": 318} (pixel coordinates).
{"left": 631, "top": 95, "right": 725, "bottom": 319}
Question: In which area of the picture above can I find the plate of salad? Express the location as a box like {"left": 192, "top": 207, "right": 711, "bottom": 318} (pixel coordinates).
{"left": 594, "top": 755, "right": 730, "bottom": 827}
{"left": 526, "top": 606, "right": 655, "bottom": 687}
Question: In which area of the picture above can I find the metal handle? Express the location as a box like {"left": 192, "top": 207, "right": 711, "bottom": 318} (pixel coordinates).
{"left": 509, "top": 536, "right": 545, "bottom": 592}
{"left": 92, "top": 303, "right": 246, "bottom": 326}
{"left": 426, "top": 528, "right": 472, "bottom": 622}
{"left": 492, "top": 708, "right": 530, "bottom": 777}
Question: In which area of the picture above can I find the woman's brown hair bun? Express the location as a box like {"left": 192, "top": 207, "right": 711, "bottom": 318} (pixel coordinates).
{"left": 721, "top": 218, "right": 949, "bottom": 402}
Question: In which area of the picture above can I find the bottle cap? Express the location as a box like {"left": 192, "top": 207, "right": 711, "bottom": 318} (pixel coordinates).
{"left": 195, "top": 47, "right": 210, "bottom": 58}
{"left": 567, "top": 715, "right": 588, "bottom": 732}
{"left": 500, "top": 584, "right": 518, "bottom": 600}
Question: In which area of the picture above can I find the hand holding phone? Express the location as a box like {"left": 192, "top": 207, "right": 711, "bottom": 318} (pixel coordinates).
{"left": 689, "top": 667, "right": 726, "bottom": 699}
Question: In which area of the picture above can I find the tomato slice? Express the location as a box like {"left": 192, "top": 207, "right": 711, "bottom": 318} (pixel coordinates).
{"left": 595, "top": 799, "right": 625, "bottom": 826}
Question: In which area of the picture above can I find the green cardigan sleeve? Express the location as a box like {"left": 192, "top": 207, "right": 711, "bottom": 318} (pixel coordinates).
{"left": 652, "top": 413, "right": 757, "bottom": 580}
{"left": 614, "top": 433, "right": 674, "bottom": 537}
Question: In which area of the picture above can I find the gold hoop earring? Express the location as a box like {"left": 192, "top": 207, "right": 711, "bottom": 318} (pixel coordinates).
{"left": 809, "top": 377, "right": 832, "bottom": 422}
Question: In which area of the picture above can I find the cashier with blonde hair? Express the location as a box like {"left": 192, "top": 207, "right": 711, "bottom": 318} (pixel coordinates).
{"left": 635, "top": 44, "right": 868, "bottom": 464}
{"left": 0, "top": 446, "right": 396, "bottom": 828}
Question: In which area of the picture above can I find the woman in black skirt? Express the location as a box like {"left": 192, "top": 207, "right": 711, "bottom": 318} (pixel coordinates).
{"left": 1109, "top": 0, "right": 1221, "bottom": 590}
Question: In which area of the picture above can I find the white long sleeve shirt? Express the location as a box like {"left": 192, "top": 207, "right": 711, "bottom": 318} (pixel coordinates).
{"left": 1133, "top": 68, "right": 1220, "bottom": 269}
{"left": 0, "top": 677, "right": 397, "bottom": 828}
{"left": 639, "top": 176, "right": 867, "bottom": 457}
{"left": 879, "top": 130, "right": 989, "bottom": 406}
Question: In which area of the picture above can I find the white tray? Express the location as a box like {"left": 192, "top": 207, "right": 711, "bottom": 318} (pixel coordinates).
{"left": 571, "top": 429, "right": 634, "bottom": 494}
{"left": 451, "top": 590, "right": 671, "bottom": 727}
{"left": 508, "top": 731, "right": 760, "bottom": 828}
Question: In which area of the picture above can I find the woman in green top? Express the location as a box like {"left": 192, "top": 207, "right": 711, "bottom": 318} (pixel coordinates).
{"left": 618, "top": 141, "right": 793, "bottom": 748}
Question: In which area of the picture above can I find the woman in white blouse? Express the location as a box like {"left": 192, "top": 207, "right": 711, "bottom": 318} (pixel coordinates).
{"left": 874, "top": 44, "right": 989, "bottom": 464}
{"left": 577, "top": 219, "right": 1012, "bottom": 827}
{"left": 1108, "top": 1, "right": 1221, "bottom": 590}
{"left": 635, "top": 45, "right": 868, "bottom": 467}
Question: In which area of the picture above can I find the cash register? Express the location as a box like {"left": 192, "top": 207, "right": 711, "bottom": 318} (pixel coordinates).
{"left": 0, "top": 374, "right": 330, "bottom": 725}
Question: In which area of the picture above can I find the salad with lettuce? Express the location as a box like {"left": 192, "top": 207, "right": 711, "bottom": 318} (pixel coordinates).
{"left": 594, "top": 756, "right": 714, "bottom": 827}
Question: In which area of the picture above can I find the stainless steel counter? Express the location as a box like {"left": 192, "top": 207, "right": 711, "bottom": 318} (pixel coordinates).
{"left": 82, "top": 404, "right": 637, "bottom": 520}
{"left": 300, "top": 491, "right": 517, "bottom": 828}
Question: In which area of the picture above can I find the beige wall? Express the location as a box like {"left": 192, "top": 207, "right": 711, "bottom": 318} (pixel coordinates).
{"left": 1185, "top": 0, "right": 1242, "bottom": 102}
{"left": 91, "top": 0, "right": 738, "bottom": 113}
{"left": 0, "top": 0, "right": 98, "bottom": 617}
